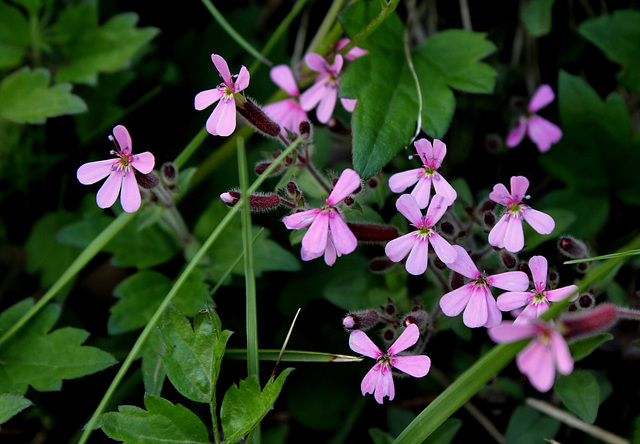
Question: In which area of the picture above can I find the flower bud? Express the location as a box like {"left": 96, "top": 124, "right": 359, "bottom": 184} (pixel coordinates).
{"left": 548, "top": 270, "right": 559, "bottom": 287}
{"left": 561, "top": 304, "right": 618, "bottom": 339}
{"left": 518, "top": 262, "right": 532, "bottom": 281}
{"left": 483, "top": 211, "right": 496, "bottom": 229}
{"left": 161, "top": 162, "right": 178, "bottom": 187}
{"left": 433, "top": 257, "right": 446, "bottom": 270}
{"left": 558, "top": 236, "right": 589, "bottom": 259}
{"left": 403, "top": 310, "right": 428, "bottom": 330}
{"left": 383, "top": 328, "right": 395, "bottom": 341}
{"left": 220, "top": 190, "right": 281, "bottom": 213}
{"left": 347, "top": 223, "right": 400, "bottom": 243}
{"left": 485, "top": 133, "right": 503, "bottom": 153}
{"left": 501, "top": 251, "right": 517, "bottom": 269}
{"left": 134, "top": 170, "right": 160, "bottom": 190}
{"left": 578, "top": 293, "right": 594, "bottom": 308}
{"left": 440, "top": 221, "right": 455, "bottom": 237}
{"left": 342, "top": 309, "right": 380, "bottom": 331}
{"left": 236, "top": 97, "right": 281, "bottom": 138}
{"left": 477, "top": 199, "right": 497, "bottom": 213}
{"left": 369, "top": 257, "right": 395, "bottom": 273}
{"left": 367, "top": 177, "right": 379, "bottom": 188}
{"left": 344, "top": 196, "right": 354, "bottom": 206}
{"left": 383, "top": 300, "right": 397, "bottom": 316}
{"left": 451, "top": 272, "right": 465, "bottom": 290}
{"left": 299, "top": 121, "right": 312, "bottom": 140}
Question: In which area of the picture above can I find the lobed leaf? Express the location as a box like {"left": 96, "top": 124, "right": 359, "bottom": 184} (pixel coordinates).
{"left": 0, "top": 394, "right": 32, "bottom": 426}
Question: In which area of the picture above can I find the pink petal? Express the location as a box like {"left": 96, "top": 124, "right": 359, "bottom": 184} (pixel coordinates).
{"left": 392, "top": 355, "right": 431, "bottom": 378}
{"left": 496, "top": 291, "right": 531, "bottom": 311}
{"left": 488, "top": 215, "right": 508, "bottom": 249}
{"left": 424, "top": 194, "right": 447, "bottom": 226}
{"left": 517, "top": 341, "right": 555, "bottom": 392}
{"left": 546, "top": 285, "right": 579, "bottom": 302}
{"left": 328, "top": 212, "right": 357, "bottom": 255}
{"left": 349, "top": 330, "right": 382, "bottom": 359}
{"left": 484, "top": 292, "right": 503, "bottom": 328}
{"left": 340, "top": 97, "right": 357, "bottom": 112}
{"left": 132, "top": 152, "right": 155, "bottom": 174}
{"left": 506, "top": 119, "right": 527, "bottom": 147}
{"left": 388, "top": 323, "right": 420, "bottom": 355}
{"left": 411, "top": 176, "right": 433, "bottom": 209}
{"left": 439, "top": 283, "right": 474, "bottom": 317}
{"left": 299, "top": 78, "right": 327, "bottom": 111}
{"left": 528, "top": 256, "right": 548, "bottom": 291}
{"left": 213, "top": 100, "right": 237, "bottom": 137}
{"left": 77, "top": 159, "right": 116, "bottom": 185}
{"left": 282, "top": 209, "right": 318, "bottom": 229}
{"left": 514, "top": 302, "right": 546, "bottom": 324}
{"left": 212, "top": 54, "right": 232, "bottom": 85}
{"left": 432, "top": 174, "right": 457, "bottom": 206}
{"left": 488, "top": 271, "right": 530, "bottom": 291}
{"left": 300, "top": 246, "right": 322, "bottom": 262}
{"left": 413, "top": 138, "right": 432, "bottom": 163}
{"left": 331, "top": 54, "right": 344, "bottom": 75}
{"left": 527, "top": 116, "right": 562, "bottom": 152}
{"left": 304, "top": 53, "right": 328, "bottom": 73}
{"left": 463, "top": 285, "right": 489, "bottom": 328}
{"left": 270, "top": 65, "right": 299, "bottom": 96}
{"left": 316, "top": 84, "right": 337, "bottom": 123}
{"left": 522, "top": 207, "right": 555, "bottom": 235}
{"left": 489, "top": 183, "right": 512, "bottom": 205}
{"left": 195, "top": 88, "right": 224, "bottom": 111}
{"left": 488, "top": 322, "right": 537, "bottom": 343}
{"left": 361, "top": 363, "right": 381, "bottom": 396}
{"left": 550, "top": 331, "right": 573, "bottom": 375}
{"left": 120, "top": 171, "right": 141, "bottom": 213}
{"left": 374, "top": 365, "right": 394, "bottom": 403}
{"left": 528, "top": 84, "right": 555, "bottom": 113}
{"left": 395, "top": 194, "right": 423, "bottom": 227}
{"left": 385, "top": 233, "right": 417, "bottom": 263}
{"left": 388, "top": 169, "right": 421, "bottom": 194}
{"left": 345, "top": 45, "right": 368, "bottom": 61}
{"left": 510, "top": 176, "right": 529, "bottom": 201}
{"left": 445, "top": 245, "right": 479, "bottom": 280}
{"left": 206, "top": 102, "right": 224, "bottom": 135}
{"left": 113, "top": 125, "right": 132, "bottom": 154}
{"left": 235, "top": 65, "right": 250, "bottom": 92}
{"left": 327, "top": 168, "right": 361, "bottom": 205}
{"left": 324, "top": 236, "right": 338, "bottom": 266}
{"left": 503, "top": 216, "right": 525, "bottom": 253}
{"left": 405, "top": 238, "right": 429, "bottom": 275}
{"left": 96, "top": 171, "right": 122, "bottom": 209}
{"left": 301, "top": 211, "right": 329, "bottom": 254}
{"left": 430, "top": 139, "right": 447, "bottom": 167}
{"left": 428, "top": 232, "right": 456, "bottom": 264}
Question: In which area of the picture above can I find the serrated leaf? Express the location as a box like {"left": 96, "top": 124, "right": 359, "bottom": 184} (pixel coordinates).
{"left": 579, "top": 10, "right": 640, "bottom": 93}
{"left": 221, "top": 368, "right": 294, "bottom": 444}
{"left": 96, "top": 394, "right": 211, "bottom": 444}
{"left": 160, "top": 305, "right": 232, "bottom": 404}
{"left": 0, "top": 300, "right": 116, "bottom": 395}
{"left": 504, "top": 405, "right": 560, "bottom": 444}
{"left": 0, "top": 2, "right": 30, "bottom": 69}
{"left": 555, "top": 370, "right": 600, "bottom": 423}
{"left": 569, "top": 333, "right": 614, "bottom": 361}
{"left": 522, "top": 0, "right": 556, "bottom": 37}
{"left": 0, "top": 393, "right": 32, "bottom": 426}
{"left": 0, "top": 68, "right": 87, "bottom": 124}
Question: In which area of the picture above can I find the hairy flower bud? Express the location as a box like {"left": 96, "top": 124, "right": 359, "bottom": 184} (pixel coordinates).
{"left": 347, "top": 223, "right": 400, "bottom": 243}
{"left": 477, "top": 199, "right": 497, "bottom": 213}
{"left": 485, "top": 133, "right": 503, "bottom": 153}
{"left": 561, "top": 304, "right": 618, "bottom": 339}
{"left": 161, "top": 162, "right": 178, "bottom": 186}
{"left": 299, "top": 121, "right": 312, "bottom": 139}
{"left": 558, "top": 236, "right": 589, "bottom": 259}
{"left": 343, "top": 309, "right": 380, "bottom": 331}
{"left": 220, "top": 190, "right": 281, "bottom": 213}
{"left": 578, "top": 293, "right": 594, "bottom": 308}
{"left": 236, "top": 97, "right": 281, "bottom": 137}
{"left": 451, "top": 272, "right": 465, "bottom": 290}
{"left": 501, "top": 251, "right": 517, "bottom": 269}
{"left": 440, "top": 221, "right": 455, "bottom": 237}
{"left": 403, "top": 310, "right": 428, "bottom": 330}
{"left": 369, "top": 257, "right": 395, "bottom": 273}
{"left": 483, "top": 211, "right": 496, "bottom": 229}
{"left": 134, "top": 170, "right": 160, "bottom": 190}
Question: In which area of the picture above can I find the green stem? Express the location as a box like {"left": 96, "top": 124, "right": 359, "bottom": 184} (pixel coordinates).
{"left": 306, "top": 0, "right": 346, "bottom": 54}
{"left": 210, "top": 398, "right": 221, "bottom": 444}
{"left": 339, "top": 0, "right": 401, "bottom": 55}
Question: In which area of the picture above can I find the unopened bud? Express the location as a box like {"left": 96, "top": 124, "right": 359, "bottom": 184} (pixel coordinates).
{"left": 134, "top": 170, "right": 160, "bottom": 190}
{"left": 433, "top": 257, "right": 446, "bottom": 270}
{"left": 383, "top": 300, "right": 397, "bottom": 316}
{"left": 383, "top": 328, "right": 395, "bottom": 341}
{"left": 451, "top": 272, "right": 465, "bottom": 290}
{"left": 236, "top": 97, "right": 281, "bottom": 137}
{"left": 344, "top": 197, "right": 354, "bottom": 206}
{"left": 347, "top": 223, "right": 400, "bottom": 243}
{"left": 548, "top": 271, "right": 559, "bottom": 286}
{"left": 369, "top": 257, "right": 395, "bottom": 273}
{"left": 501, "top": 251, "right": 517, "bottom": 269}
{"left": 367, "top": 177, "right": 379, "bottom": 188}
{"left": 477, "top": 199, "right": 497, "bottom": 213}
{"left": 558, "top": 236, "right": 589, "bottom": 259}
{"left": 220, "top": 190, "right": 281, "bottom": 213}
{"left": 576, "top": 262, "right": 590, "bottom": 273}
{"left": 561, "top": 304, "right": 618, "bottom": 339}
{"left": 518, "top": 262, "right": 532, "bottom": 281}
{"left": 299, "top": 121, "right": 312, "bottom": 139}
{"left": 579, "top": 293, "right": 594, "bottom": 308}
{"left": 342, "top": 309, "right": 380, "bottom": 331}
{"left": 440, "top": 221, "right": 455, "bottom": 237}
{"left": 161, "top": 162, "right": 178, "bottom": 186}
{"left": 403, "top": 310, "right": 428, "bottom": 329}
{"left": 485, "top": 133, "right": 503, "bottom": 153}
{"left": 483, "top": 211, "right": 496, "bottom": 228}
{"left": 255, "top": 160, "right": 284, "bottom": 177}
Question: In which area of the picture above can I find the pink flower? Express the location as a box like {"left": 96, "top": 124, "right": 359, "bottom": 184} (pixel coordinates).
{"left": 488, "top": 176, "right": 555, "bottom": 253}
{"left": 349, "top": 323, "right": 431, "bottom": 404}
{"left": 506, "top": 84, "right": 562, "bottom": 152}
{"left": 440, "top": 245, "right": 529, "bottom": 328}
{"left": 385, "top": 194, "right": 456, "bottom": 275}
{"left": 77, "top": 125, "right": 155, "bottom": 213}
{"left": 263, "top": 65, "right": 308, "bottom": 135}
{"left": 388, "top": 138, "right": 457, "bottom": 209}
{"left": 488, "top": 320, "right": 573, "bottom": 392}
{"left": 300, "top": 53, "right": 343, "bottom": 124}
{"left": 282, "top": 168, "right": 360, "bottom": 265}
{"left": 497, "top": 256, "right": 578, "bottom": 324}
{"left": 335, "top": 38, "right": 369, "bottom": 62}
{"left": 195, "top": 54, "right": 250, "bottom": 136}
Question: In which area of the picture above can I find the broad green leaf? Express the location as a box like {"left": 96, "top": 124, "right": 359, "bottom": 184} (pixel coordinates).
{"left": 221, "top": 368, "right": 294, "bottom": 444}
{"left": 555, "top": 370, "right": 600, "bottom": 423}
{"left": 140, "top": 332, "right": 166, "bottom": 396}
{"left": 0, "top": 393, "right": 32, "bottom": 425}
{"left": 537, "top": 188, "right": 609, "bottom": 239}
{"left": 96, "top": 394, "right": 210, "bottom": 444}
{"left": 504, "top": 405, "right": 560, "bottom": 444}
{"left": 160, "top": 305, "right": 232, "bottom": 404}
{"left": 109, "top": 270, "right": 212, "bottom": 334}
{"left": 0, "top": 2, "right": 30, "bottom": 69}
{"left": 0, "top": 68, "right": 86, "bottom": 124}
{"left": 579, "top": 10, "right": 640, "bottom": 92}
{"left": 568, "top": 333, "right": 613, "bottom": 361}
{"left": 0, "top": 300, "right": 116, "bottom": 395}
{"left": 522, "top": 0, "right": 556, "bottom": 37}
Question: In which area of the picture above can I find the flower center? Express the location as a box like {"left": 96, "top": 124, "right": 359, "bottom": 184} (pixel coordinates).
{"left": 531, "top": 290, "right": 547, "bottom": 306}
{"left": 507, "top": 202, "right": 524, "bottom": 216}
{"left": 377, "top": 353, "right": 392, "bottom": 367}
{"left": 422, "top": 166, "right": 437, "bottom": 177}
{"left": 474, "top": 273, "right": 488, "bottom": 286}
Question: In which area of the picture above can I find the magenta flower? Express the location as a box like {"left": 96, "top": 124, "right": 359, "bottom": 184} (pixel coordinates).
{"left": 263, "top": 65, "right": 308, "bottom": 135}
{"left": 282, "top": 168, "right": 360, "bottom": 265}
{"left": 388, "top": 138, "right": 457, "bottom": 209}
{"left": 195, "top": 54, "right": 250, "bottom": 136}
{"left": 440, "top": 245, "right": 529, "bottom": 328}
{"left": 335, "top": 38, "right": 369, "bottom": 62}
{"left": 488, "top": 320, "right": 573, "bottom": 392}
{"left": 488, "top": 176, "right": 555, "bottom": 253}
{"left": 497, "top": 256, "right": 578, "bottom": 324}
{"left": 385, "top": 194, "right": 456, "bottom": 275}
{"left": 349, "top": 323, "right": 431, "bottom": 404}
{"left": 506, "top": 84, "right": 562, "bottom": 152}
{"left": 77, "top": 126, "right": 155, "bottom": 213}
{"left": 299, "top": 53, "right": 343, "bottom": 124}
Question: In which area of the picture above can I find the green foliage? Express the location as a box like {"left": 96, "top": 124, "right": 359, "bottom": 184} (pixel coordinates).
{"left": 504, "top": 406, "right": 560, "bottom": 444}
{"left": 0, "top": 2, "right": 30, "bottom": 69}
{"left": 140, "top": 333, "right": 166, "bottom": 396}
{"left": 579, "top": 10, "right": 640, "bottom": 93}
{"left": 159, "top": 305, "right": 232, "bottom": 404}
{"left": 0, "top": 299, "right": 116, "bottom": 395}
{"left": 0, "top": 394, "right": 32, "bottom": 426}
{"left": 568, "top": 333, "right": 614, "bottom": 361}
{"left": 522, "top": 0, "right": 556, "bottom": 37}
{"left": 555, "top": 370, "right": 600, "bottom": 423}
{"left": 0, "top": 68, "right": 87, "bottom": 124}
{"left": 96, "top": 394, "right": 211, "bottom": 444}
{"left": 221, "top": 368, "right": 294, "bottom": 444}
{"left": 424, "top": 418, "right": 463, "bottom": 443}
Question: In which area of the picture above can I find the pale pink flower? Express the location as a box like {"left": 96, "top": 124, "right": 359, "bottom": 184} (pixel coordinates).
{"left": 497, "top": 256, "right": 578, "bottom": 324}
{"left": 282, "top": 168, "right": 360, "bottom": 265}
{"left": 506, "top": 84, "right": 562, "bottom": 152}
{"left": 300, "top": 53, "right": 343, "bottom": 123}
{"left": 440, "top": 245, "right": 529, "bottom": 328}
{"left": 195, "top": 54, "right": 250, "bottom": 136}
{"left": 488, "top": 320, "right": 573, "bottom": 392}
{"left": 388, "top": 138, "right": 457, "bottom": 209}
{"left": 385, "top": 194, "right": 456, "bottom": 275}
{"left": 349, "top": 323, "right": 431, "bottom": 404}
{"left": 335, "top": 38, "right": 369, "bottom": 61}
{"left": 263, "top": 65, "right": 308, "bottom": 135}
{"left": 488, "top": 176, "right": 555, "bottom": 253}
{"left": 77, "top": 126, "right": 155, "bottom": 213}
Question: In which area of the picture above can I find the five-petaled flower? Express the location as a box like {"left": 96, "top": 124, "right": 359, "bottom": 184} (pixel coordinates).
{"left": 300, "top": 53, "right": 343, "bottom": 124}
{"left": 385, "top": 194, "right": 457, "bottom": 275}
{"left": 195, "top": 54, "right": 250, "bottom": 136}
{"left": 488, "top": 176, "right": 555, "bottom": 253}
{"left": 488, "top": 319, "right": 573, "bottom": 392}
{"left": 497, "top": 256, "right": 578, "bottom": 323}
{"left": 388, "top": 138, "right": 457, "bottom": 209}
{"left": 282, "top": 168, "right": 360, "bottom": 265}
{"left": 440, "top": 245, "right": 529, "bottom": 328}
{"left": 263, "top": 65, "right": 308, "bottom": 136}
{"left": 349, "top": 323, "right": 431, "bottom": 404}
{"left": 506, "top": 84, "right": 562, "bottom": 152}
{"left": 77, "top": 125, "right": 155, "bottom": 213}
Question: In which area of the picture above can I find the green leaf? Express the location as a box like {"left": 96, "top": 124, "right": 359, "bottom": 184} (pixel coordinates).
{"left": 369, "top": 428, "right": 394, "bottom": 444}
{"left": 423, "top": 418, "right": 463, "bottom": 444}
{"left": 579, "top": 10, "right": 640, "bottom": 93}
{"left": 0, "top": 2, "right": 30, "bottom": 69}
{"left": 568, "top": 333, "right": 614, "bottom": 361}
{"left": 221, "top": 368, "right": 294, "bottom": 444}
{"left": 0, "top": 68, "right": 87, "bottom": 124}
{"left": 0, "top": 300, "right": 116, "bottom": 395}
{"left": 140, "top": 332, "right": 166, "bottom": 396}
{"left": 0, "top": 393, "right": 32, "bottom": 426}
{"left": 504, "top": 405, "right": 560, "bottom": 444}
{"left": 10, "top": 0, "right": 42, "bottom": 17}
{"left": 54, "top": 5, "right": 159, "bottom": 85}
{"left": 160, "top": 305, "right": 232, "bottom": 404}
{"left": 522, "top": 0, "right": 556, "bottom": 37}
{"left": 96, "top": 394, "right": 211, "bottom": 444}
{"left": 554, "top": 370, "right": 600, "bottom": 423}
{"left": 537, "top": 188, "right": 609, "bottom": 239}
